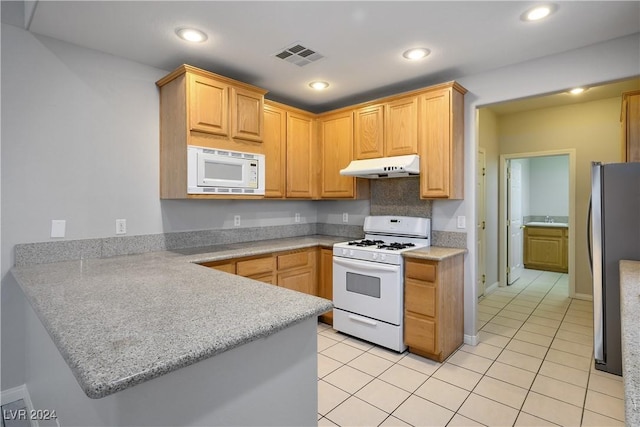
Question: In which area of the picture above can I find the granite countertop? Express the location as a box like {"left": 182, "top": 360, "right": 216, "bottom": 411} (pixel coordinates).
{"left": 402, "top": 246, "right": 467, "bottom": 260}
{"left": 620, "top": 259, "right": 640, "bottom": 426}
{"left": 11, "top": 234, "right": 465, "bottom": 400}
{"left": 10, "top": 235, "right": 343, "bottom": 399}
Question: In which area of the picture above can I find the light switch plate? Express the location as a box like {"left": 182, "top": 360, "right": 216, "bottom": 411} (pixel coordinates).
{"left": 51, "top": 220, "right": 66, "bottom": 238}
{"left": 457, "top": 215, "right": 466, "bottom": 229}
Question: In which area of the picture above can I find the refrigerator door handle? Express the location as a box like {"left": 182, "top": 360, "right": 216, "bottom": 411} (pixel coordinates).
{"left": 587, "top": 197, "right": 592, "bottom": 272}
{"left": 591, "top": 162, "right": 604, "bottom": 363}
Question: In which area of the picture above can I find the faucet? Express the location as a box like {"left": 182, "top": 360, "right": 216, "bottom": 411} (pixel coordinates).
{"left": 545, "top": 216, "right": 551, "bottom": 223}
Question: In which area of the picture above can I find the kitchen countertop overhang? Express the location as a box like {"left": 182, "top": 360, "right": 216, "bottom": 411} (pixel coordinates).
{"left": 10, "top": 234, "right": 465, "bottom": 399}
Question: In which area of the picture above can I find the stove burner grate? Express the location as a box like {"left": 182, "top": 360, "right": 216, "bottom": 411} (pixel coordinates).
{"left": 377, "top": 242, "right": 416, "bottom": 251}
{"left": 347, "top": 239, "right": 385, "bottom": 247}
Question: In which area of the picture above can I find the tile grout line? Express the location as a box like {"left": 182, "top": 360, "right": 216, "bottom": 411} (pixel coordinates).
{"left": 464, "top": 271, "right": 563, "bottom": 424}
{"left": 466, "top": 271, "right": 585, "bottom": 425}
{"left": 318, "top": 270, "right": 611, "bottom": 427}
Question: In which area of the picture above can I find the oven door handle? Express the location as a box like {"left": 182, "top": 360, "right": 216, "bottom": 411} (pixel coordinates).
{"left": 333, "top": 256, "right": 400, "bottom": 272}
{"left": 348, "top": 314, "right": 378, "bottom": 326}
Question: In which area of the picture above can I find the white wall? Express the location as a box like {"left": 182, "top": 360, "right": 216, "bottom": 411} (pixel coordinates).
{"left": 528, "top": 156, "right": 569, "bottom": 217}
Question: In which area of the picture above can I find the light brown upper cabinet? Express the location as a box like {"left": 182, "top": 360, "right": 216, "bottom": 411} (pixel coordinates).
{"left": 264, "top": 101, "right": 320, "bottom": 200}
{"left": 231, "top": 87, "right": 264, "bottom": 142}
{"left": 318, "top": 111, "right": 369, "bottom": 199}
{"left": 263, "top": 103, "right": 287, "bottom": 198}
{"left": 188, "top": 73, "right": 229, "bottom": 136}
{"left": 385, "top": 96, "right": 419, "bottom": 157}
{"left": 354, "top": 105, "right": 385, "bottom": 159}
{"left": 286, "top": 110, "right": 317, "bottom": 199}
{"left": 156, "top": 65, "right": 268, "bottom": 199}
{"left": 353, "top": 97, "right": 419, "bottom": 160}
{"left": 622, "top": 90, "right": 640, "bottom": 162}
{"left": 419, "top": 83, "right": 466, "bottom": 200}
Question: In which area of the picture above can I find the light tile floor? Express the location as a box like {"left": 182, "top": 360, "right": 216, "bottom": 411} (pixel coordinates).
{"left": 317, "top": 269, "right": 625, "bottom": 426}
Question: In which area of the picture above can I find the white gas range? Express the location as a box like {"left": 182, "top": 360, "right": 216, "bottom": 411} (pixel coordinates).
{"left": 332, "top": 216, "right": 431, "bottom": 352}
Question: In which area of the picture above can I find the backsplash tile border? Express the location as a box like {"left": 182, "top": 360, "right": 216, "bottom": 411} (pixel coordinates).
{"left": 14, "top": 223, "right": 362, "bottom": 267}
{"left": 14, "top": 224, "right": 465, "bottom": 267}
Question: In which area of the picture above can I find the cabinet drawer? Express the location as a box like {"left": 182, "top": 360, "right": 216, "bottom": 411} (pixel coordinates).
{"left": 210, "top": 263, "right": 236, "bottom": 274}
{"left": 526, "top": 227, "right": 564, "bottom": 237}
{"left": 247, "top": 273, "right": 274, "bottom": 284}
{"left": 236, "top": 256, "right": 274, "bottom": 277}
{"left": 405, "top": 312, "right": 437, "bottom": 354}
{"left": 277, "top": 250, "right": 311, "bottom": 270}
{"left": 405, "top": 260, "right": 436, "bottom": 282}
{"left": 405, "top": 279, "right": 436, "bottom": 317}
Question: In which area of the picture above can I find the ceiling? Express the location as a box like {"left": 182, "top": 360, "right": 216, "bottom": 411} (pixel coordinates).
{"left": 485, "top": 76, "right": 640, "bottom": 115}
{"left": 3, "top": 1, "right": 640, "bottom": 113}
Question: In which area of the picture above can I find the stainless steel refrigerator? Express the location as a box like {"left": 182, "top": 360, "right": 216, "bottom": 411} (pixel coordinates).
{"left": 589, "top": 161, "right": 640, "bottom": 376}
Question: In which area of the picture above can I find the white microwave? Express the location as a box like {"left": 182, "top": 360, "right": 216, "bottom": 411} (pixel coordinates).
{"left": 187, "top": 146, "right": 265, "bottom": 195}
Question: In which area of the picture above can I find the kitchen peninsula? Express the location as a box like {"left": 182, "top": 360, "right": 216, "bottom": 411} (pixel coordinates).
{"left": 10, "top": 237, "right": 339, "bottom": 426}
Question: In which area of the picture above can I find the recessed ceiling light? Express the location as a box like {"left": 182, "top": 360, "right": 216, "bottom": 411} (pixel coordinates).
{"left": 569, "top": 87, "right": 586, "bottom": 95}
{"left": 175, "top": 28, "right": 208, "bottom": 43}
{"left": 521, "top": 4, "right": 557, "bottom": 21}
{"left": 309, "top": 81, "right": 329, "bottom": 90}
{"left": 402, "top": 48, "right": 431, "bottom": 61}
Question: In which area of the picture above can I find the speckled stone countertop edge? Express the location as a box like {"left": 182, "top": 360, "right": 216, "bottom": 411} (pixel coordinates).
{"left": 402, "top": 247, "right": 468, "bottom": 261}
{"left": 12, "top": 262, "right": 333, "bottom": 399}
{"left": 620, "top": 260, "right": 640, "bottom": 426}
{"left": 180, "top": 236, "right": 342, "bottom": 264}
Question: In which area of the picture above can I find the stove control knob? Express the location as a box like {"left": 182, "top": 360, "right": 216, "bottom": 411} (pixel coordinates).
{"left": 342, "top": 249, "right": 348, "bottom": 256}
{"left": 349, "top": 250, "right": 354, "bottom": 256}
{"left": 372, "top": 253, "right": 378, "bottom": 260}
{"left": 380, "top": 254, "right": 386, "bottom": 261}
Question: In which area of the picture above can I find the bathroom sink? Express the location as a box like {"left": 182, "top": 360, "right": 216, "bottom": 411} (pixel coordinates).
{"left": 525, "top": 222, "right": 568, "bottom": 227}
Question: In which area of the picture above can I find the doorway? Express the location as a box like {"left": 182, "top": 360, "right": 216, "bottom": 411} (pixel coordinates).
{"left": 498, "top": 150, "right": 576, "bottom": 297}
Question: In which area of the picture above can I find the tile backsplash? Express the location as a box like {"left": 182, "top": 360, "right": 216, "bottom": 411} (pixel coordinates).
{"left": 369, "top": 177, "right": 466, "bottom": 249}
{"left": 369, "top": 177, "right": 432, "bottom": 217}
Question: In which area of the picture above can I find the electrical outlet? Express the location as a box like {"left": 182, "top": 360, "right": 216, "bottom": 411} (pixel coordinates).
{"left": 51, "top": 220, "right": 66, "bottom": 238}
{"left": 457, "top": 215, "right": 466, "bottom": 229}
{"left": 234, "top": 215, "right": 241, "bottom": 227}
{"left": 116, "top": 219, "right": 127, "bottom": 235}
{"left": 342, "top": 212, "right": 349, "bottom": 223}
{"left": 295, "top": 213, "right": 300, "bottom": 223}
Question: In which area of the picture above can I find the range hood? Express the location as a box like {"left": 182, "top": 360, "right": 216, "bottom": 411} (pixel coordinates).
{"left": 339, "top": 154, "right": 420, "bottom": 179}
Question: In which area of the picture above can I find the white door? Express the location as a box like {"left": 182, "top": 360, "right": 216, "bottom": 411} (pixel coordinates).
{"left": 476, "top": 149, "right": 487, "bottom": 297}
{"left": 507, "top": 160, "right": 524, "bottom": 284}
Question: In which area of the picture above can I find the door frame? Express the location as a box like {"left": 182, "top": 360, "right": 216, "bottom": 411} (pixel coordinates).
{"left": 476, "top": 148, "right": 487, "bottom": 298}
{"left": 498, "top": 149, "right": 577, "bottom": 297}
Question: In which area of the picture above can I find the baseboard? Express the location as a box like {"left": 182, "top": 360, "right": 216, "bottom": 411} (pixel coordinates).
{"left": 573, "top": 293, "right": 593, "bottom": 301}
{"left": 484, "top": 281, "right": 499, "bottom": 295}
{"left": 464, "top": 334, "right": 479, "bottom": 346}
{"left": 1, "top": 384, "right": 40, "bottom": 427}
{"left": 1, "top": 384, "right": 28, "bottom": 406}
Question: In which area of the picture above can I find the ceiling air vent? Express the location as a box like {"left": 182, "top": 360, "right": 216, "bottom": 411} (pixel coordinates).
{"left": 273, "top": 42, "right": 324, "bottom": 67}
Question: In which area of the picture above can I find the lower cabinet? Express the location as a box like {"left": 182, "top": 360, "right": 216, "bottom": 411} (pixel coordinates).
{"left": 277, "top": 250, "right": 317, "bottom": 294}
{"left": 523, "top": 226, "right": 568, "bottom": 273}
{"left": 201, "top": 248, "right": 317, "bottom": 294}
{"left": 403, "top": 255, "right": 464, "bottom": 362}
{"left": 318, "top": 248, "right": 334, "bottom": 325}
{"left": 237, "top": 256, "right": 276, "bottom": 283}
